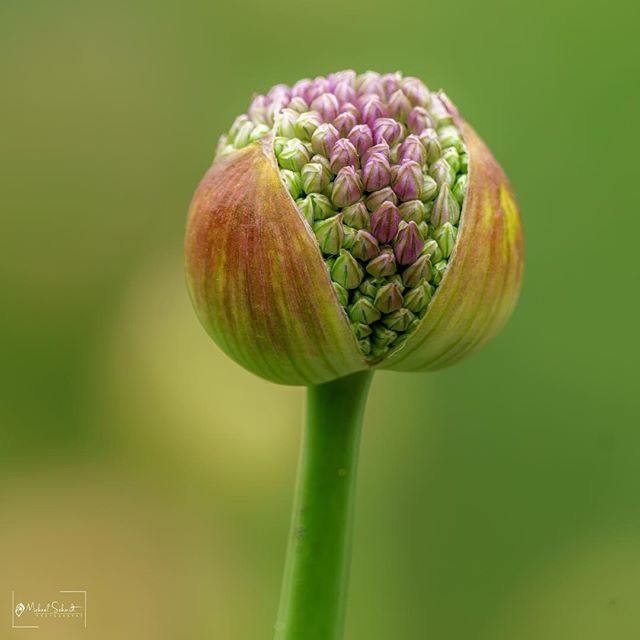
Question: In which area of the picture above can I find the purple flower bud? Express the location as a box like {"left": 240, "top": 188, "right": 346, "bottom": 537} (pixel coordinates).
{"left": 334, "top": 81, "right": 357, "bottom": 105}
{"left": 430, "top": 184, "right": 461, "bottom": 226}
{"left": 365, "top": 186, "right": 397, "bottom": 211}
{"left": 360, "top": 95, "right": 387, "bottom": 127}
{"left": 311, "top": 92, "right": 339, "bottom": 122}
{"left": 351, "top": 229, "right": 380, "bottom": 260}
{"left": 348, "top": 124, "right": 374, "bottom": 157}
{"left": 333, "top": 111, "right": 358, "bottom": 137}
{"left": 397, "top": 135, "right": 426, "bottom": 165}
{"left": 357, "top": 71, "right": 386, "bottom": 99}
{"left": 311, "top": 123, "right": 339, "bottom": 157}
{"left": 292, "top": 78, "right": 314, "bottom": 102}
{"left": 341, "top": 102, "right": 361, "bottom": 120}
{"left": 429, "top": 157, "right": 455, "bottom": 188}
{"left": 372, "top": 118, "right": 404, "bottom": 146}
{"left": 388, "top": 90, "right": 412, "bottom": 121}
{"left": 330, "top": 138, "right": 360, "bottom": 173}
{"left": 366, "top": 247, "right": 397, "bottom": 278}
{"left": 381, "top": 72, "right": 402, "bottom": 96}
{"left": 362, "top": 141, "right": 390, "bottom": 166}
{"left": 332, "top": 166, "right": 363, "bottom": 207}
{"left": 362, "top": 153, "right": 391, "bottom": 191}
{"left": 328, "top": 70, "right": 356, "bottom": 90}
{"left": 266, "top": 83, "right": 291, "bottom": 104}
{"left": 407, "top": 106, "right": 433, "bottom": 134}
{"left": 371, "top": 201, "right": 400, "bottom": 243}
{"left": 393, "top": 220, "right": 425, "bottom": 265}
{"left": 401, "top": 77, "right": 430, "bottom": 106}
{"left": 392, "top": 160, "right": 423, "bottom": 201}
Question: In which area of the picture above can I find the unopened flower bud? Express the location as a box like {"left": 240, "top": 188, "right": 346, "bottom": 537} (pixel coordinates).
{"left": 387, "top": 89, "right": 412, "bottom": 121}
{"left": 331, "top": 249, "right": 364, "bottom": 289}
{"left": 420, "top": 175, "right": 438, "bottom": 202}
{"left": 371, "top": 201, "right": 400, "bottom": 243}
{"left": 373, "top": 118, "right": 404, "bottom": 146}
{"left": 280, "top": 169, "right": 302, "bottom": 199}
{"left": 417, "top": 220, "right": 429, "bottom": 239}
{"left": 333, "top": 111, "right": 358, "bottom": 137}
{"left": 362, "top": 142, "right": 390, "bottom": 166}
{"left": 421, "top": 238, "right": 443, "bottom": 263}
{"left": 348, "top": 124, "right": 374, "bottom": 157}
{"left": 311, "top": 123, "right": 339, "bottom": 157}
{"left": 407, "top": 106, "right": 433, "bottom": 134}
{"left": 277, "top": 109, "right": 299, "bottom": 138}
{"left": 362, "top": 153, "right": 391, "bottom": 191}
{"left": 333, "top": 282, "right": 349, "bottom": 306}
{"left": 288, "top": 96, "right": 309, "bottom": 113}
{"left": 305, "top": 193, "right": 335, "bottom": 220}
{"left": 361, "top": 95, "right": 387, "bottom": 126}
{"left": 366, "top": 247, "right": 397, "bottom": 277}
{"left": 332, "top": 166, "right": 363, "bottom": 207}
{"left": 438, "top": 125, "right": 465, "bottom": 152}
{"left": 351, "top": 229, "right": 380, "bottom": 260}
{"left": 431, "top": 259, "right": 448, "bottom": 285}
{"left": 371, "top": 324, "right": 398, "bottom": 348}
{"left": 401, "top": 77, "right": 430, "bottom": 106}
{"left": 295, "top": 111, "right": 321, "bottom": 141}
{"left": 233, "top": 120, "right": 255, "bottom": 148}
{"left": 382, "top": 308, "right": 416, "bottom": 331}
{"left": 374, "top": 282, "right": 404, "bottom": 313}
{"left": 433, "top": 222, "right": 457, "bottom": 258}
{"left": 398, "top": 199, "right": 425, "bottom": 224}
{"left": 365, "top": 187, "right": 397, "bottom": 211}
{"left": 341, "top": 201, "right": 370, "bottom": 229}
{"left": 330, "top": 139, "right": 360, "bottom": 172}
{"left": 358, "top": 277, "right": 380, "bottom": 298}
{"left": 429, "top": 157, "right": 455, "bottom": 188}
{"left": 402, "top": 253, "right": 433, "bottom": 288}
{"left": 348, "top": 296, "right": 381, "bottom": 324}
{"left": 452, "top": 174, "right": 467, "bottom": 204}
{"left": 311, "top": 92, "right": 340, "bottom": 122}
{"left": 278, "top": 138, "right": 310, "bottom": 171}
{"left": 334, "top": 81, "right": 357, "bottom": 105}
{"left": 314, "top": 214, "right": 344, "bottom": 255}
{"left": 442, "top": 146, "right": 460, "bottom": 173}
{"left": 393, "top": 220, "right": 425, "bottom": 265}
{"left": 430, "top": 184, "right": 460, "bottom": 226}
{"left": 397, "top": 135, "right": 426, "bottom": 165}
{"left": 392, "top": 160, "right": 423, "bottom": 201}
{"left": 419, "top": 128, "right": 441, "bottom": 162}
{"left": 301, "top": 162, "right": 330, "bottom": 193}
{"left": 352, "top": 322, "right": 372, "bottom": 339}
{"left": 459, "top": 152, "right": 469, "bottom": 173}
{"left": 403, "top": 280, "right": 434, "bottom": 313}
{"left": 296, "top": 196, "right": 315, "bottom": 225}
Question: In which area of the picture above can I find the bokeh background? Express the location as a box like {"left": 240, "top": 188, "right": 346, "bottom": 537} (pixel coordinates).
{"left": 2, "top": 0, "right": 639, "bottom": 637}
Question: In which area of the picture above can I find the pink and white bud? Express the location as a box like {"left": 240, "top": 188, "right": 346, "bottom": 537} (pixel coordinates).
{"left": 393, "top": 221, "right": 425, "bottom": 265}
{"left": 360, "top": 95, "right": 387, "bottom": 127}
{"left": 392, "top": 160, "right": 423, "bottom": 201}
{"left": 332, "top": 166, "right": 363, "bottom": 207}
{"left": 397, "top": 135, "right": 426, "bottom": 165}
{"left": 362, "top": 154, "right": 391, "bottom": 191}
{"left": 333, "top": 111, "right": 358, "bottom": 137}
{"left": 407, "top": 106, "right": 434, "bottom": 134}
{"left": 362, "top": 141, "right": 390, "bottom": 166}
{"left": 311, "top": 123, "right": 339, "bottom": 157}
{"left": 370, "top": 201, "right": 400, "bottom": 244}
{"left": 401, "top": 77, "right": 430, "bottom": 106}
{"left": 387, "top": 89, "right": 412, "bottom": 121}
{"left": 311, "top": 93, "right": 340, "bottom": 122}
{"left": 348, "top": 124, "right": 374, "bottom": 157}
{"left": 330, "top": 138, "right": 360, "bottom": 173}
{"left": 372, "top": 118, "right": 404, "bottom": 146}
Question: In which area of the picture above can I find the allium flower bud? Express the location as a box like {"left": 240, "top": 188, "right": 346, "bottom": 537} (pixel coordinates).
{"left": 348, "top": 124, "right": 374, "bottom": 157}
{"left": 365, "top": 186, "right": 397, "bottom": 211}
{"left": 314, "top": 214, "right": 344, "bottom": 255}
{"left": 394, "top": 220, "right": 425, "bottom": 265}
{"left": 330, "top": 139, "right": 360, "bottom": 172}
{"left": 371, "top": 201, "right": 400, "bottom": 244}
{"left": 362, "top": 153, "right": 391, "bottom": 191}
{"left": 341, "top": 201, "right": 370, "bottom": 229}
{"left": 430, "top": 184, "right": 461, "bottom": 226}
{"left": 407, "top": 106, "right": 434, "bottom": 134}
{"left": 332, "top": 166, "right": 363, "bottom": 207}
{"left": 186, "top": 72, "right": 523, "bottom": 384}
{"left": 301, "top": 162, "right": 331, "bottom": 194}
{"left": 392, "top": 160, "right": 423, "bottom": 201}
{"left": 311, "top": 123, "right": 339, "bottom": 157}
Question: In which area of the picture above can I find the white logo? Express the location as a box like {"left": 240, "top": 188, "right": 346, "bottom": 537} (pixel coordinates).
{"left": 15, "top": 602, "right": 25, "bottom": 617}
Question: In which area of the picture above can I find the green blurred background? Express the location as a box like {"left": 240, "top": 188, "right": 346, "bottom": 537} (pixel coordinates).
{"left": 1, "top": 0, "right": 639, "bottom": 637}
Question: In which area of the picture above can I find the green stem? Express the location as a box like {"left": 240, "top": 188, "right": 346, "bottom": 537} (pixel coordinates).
{"left": 274, "top": 370, "right": 374, "bottom": 640}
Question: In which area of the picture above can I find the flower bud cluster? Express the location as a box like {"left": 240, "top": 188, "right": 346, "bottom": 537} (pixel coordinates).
{"left": 220, "top": 71, "right": 469, "bottom": 360}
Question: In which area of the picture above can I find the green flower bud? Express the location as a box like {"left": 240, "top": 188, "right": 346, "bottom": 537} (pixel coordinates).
{"left": 438, "top": 125, "right": 466, "bottom": 153}
{"left": 403, "top": 280, "right": 434, "bottom": 313}
{"left": 348, "top": 296, "right": 381, "bottom": 324}
{"left": 430, "top": 184, "right": 461, "bottom": 226}
{"left": 431, "top": 259, "right": 448, "bottom": 285}
{"left": 351, "top": 229, "right": 380, "bottom": 260}
{"left": 278, "top": 138, "right": 311, "bottom": 171}
{"left": 385, "top": 273, "right": 405, "bottom": 290}
{"left": 277, "top": 108, "right": 299, "bottom": 137}
{"left": 421, "top": 238, "right": 443, "bottom": 263}
{"left": 280, "top": 169, "right": 302, "bottom": 199}
{"left": 352, "top": 322, "right": 372, "bottom": 339}
{"left": 459, "top": 152, "right": 469, "bottom": 173}
{"left": 420, "top": 175, "right": 438, "bottom": 202}
{"left": 433, "top": 222, "right": 457, "bottom": 259}
{"left": 452, "top": 174, "right": 467, "bottom": 204}
{"left": 273, "top": 136, "right": 288, "bottom": 155}
{"left": 365, "top": 247, "right": 397, "bottom": 278}
{"left": 402, "top": 254, "right": 433, "bottom": 288}
{"left": 358, "top": 277, "right": 380, "bottom": 298}
{"left": 296, "top": 196, "right": 315, "bottom": 225}
{"left": 295, "top": 111, "right": 322, "bottom": 140}
{"left": 371, "top": 324, "right": 398, "bottom": 348}
{"left": 441, "top": 146, "right": 461, "bottom": 173}
{"left": 301, "top": 162, "right": 331, "bottom": 194}
{"left": 373, "top": 282, "right": 404, "bottom": 313}
{"left": 314, "top": 214, "right": 344, "bottom": 255}
{"left": 331, "top": 249, "right": 364, "bottom": 289}
{"left": 341, "top": 202, "right": 370, "bottom": 229}
{"left": 429, "top": 157, "right": 455, "bottom": 188}
{"left": 250, "top": 124, "right": 271, "bottom": 142}
{"left": 417, "top": 220, "right": 430, "bottom": 240}
{"left": 333, "top": 281, "right": 349, "bottom": 307}
{"left": 381, "top": 308, "right": 416, "bottom": 331}
{"left": 398, "top": 199, "right": 425, "bottom": 223}
{"left": 307, "top": 193, "right": 335, "bottom": 220}
{"left": 358, "top": 338, "right": 372, "bottom": 355}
